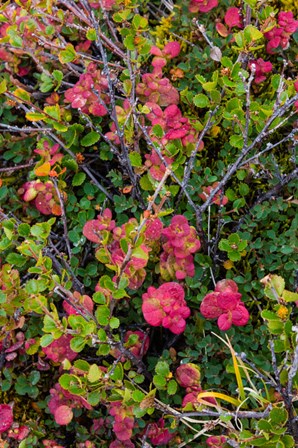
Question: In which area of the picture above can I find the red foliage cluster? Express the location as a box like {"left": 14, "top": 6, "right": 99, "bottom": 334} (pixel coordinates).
{"left": 189, "top": 0, "right": 218, "bottom": 13}
{"left": 7, "top": 424, "right": 30, "bottom": 441}
{"left": 136, "top": 42, "right": 180, "bottom": 107}
{"left": 42, "top": 441, "right": 65, "bottom": 448}
{"left": 84, "top": 212, "right": 200, "bottom": 287}
{"left": 144, "top": 217, "right": 164, "bottom": 241}
{"left": 63, "top": 291, "right": 94, "bottom": 316}
{"left": 248, "top": 58, "right": 273, "bottom": 84}
{"left": 206, "top": 435, "right": 228, "bottom": 447}
{"left": 142, "top": 282, "right": 190, "bottom": 334}
{"left": 144, "top": 149, "right": 174, "bottom": 181}
{"left": 18, "top": 180, "right": 65, "bottom": 216}
{"left": 199, "top": 182, "right": 228, "bottom": 206}
{"left": 48, "top": 383, "right": 92, "bottom": 425}
{"left": 109, "top": 440, "right": 135, "bottom": 448}
{"left": 200, "top": 279, "right": 250, "bottom": 331}
{"left": 110, "top": 330, "right": 149, "bottom": 361}
{"left": 264, "top": 12, "right": 298, "bottom": 54}
{"left": 175, "top": 363, "right": 216, "bottom": 408}
{"left": 34, "top": 140, "right": 63, "bottom": 177}
{"left": 216, "top": 7, "right": 243, "bottom": 37}
{"left": 88, "top": 0, "right": 116, "bottom": 10}
{"left": 146, "top": 418, "right": 175, "bottom": 446}
{"left": 83, "top": 208, "right": 116, "bottom": 243}
{"left": 42, "top": 334, "right": 78, "bottom": 363}
{"left": 0, "top": 404, "right": 14, "bottom": 434}
{"left": 146, "top": 102, "right": 200, "bottom": 146}
{"left": 64, "top": 62, "right": 110, "bottom": 117}
{"left": 109, "top": 402, "right": 135, "bottom": 442}
{"left": 0, "top": 404, "right": 30, "bottom": 441}
{"left": 150, "top": 41, "right": 181, "bottom": 70}
{"left": 224, "top": 7, "right": 242, "bottom": 29}
{"left": 160, "top": 215, "right": 201, "bottom": 280}
{"left": 84, "top": 211, "right": 149, "bottom": 289}
{"left": 1, "top": 331, "right": 25, "bottom": 363}
{"left": 136, "top": 70, "right": 179, "bottom": 107}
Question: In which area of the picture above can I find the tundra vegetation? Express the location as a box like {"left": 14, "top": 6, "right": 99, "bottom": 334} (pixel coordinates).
{"left": 0, "top": 0, "right": 298, "bottom": 447}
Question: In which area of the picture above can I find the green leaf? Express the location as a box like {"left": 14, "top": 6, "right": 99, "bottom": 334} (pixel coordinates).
{"left": 25, "top": 279, "right": 47, "bottom": 294}
{"left": 0, "top": 186, "right": 8, "bottom": 201}
{"left": 129, "top": 151, "right": 142, "bottom": 167}
{"left": 40, "top": 334, "right": 54, "bottom": 347}
{"left": 18, "top": 223, "right": 30, "bottom": 237}
{"left": 155, "top": 361, "right": 170, "bottom": 376}
{"left": 234, "top": 31, "right": 244, "bottom": 48}
{"left": 263, "top": 275, "right": 285, "bottom": 300}
{"left": 26, "top": 112, "right": 46, "bottom": 122}
{"left": 44, "top": 104, "right": 61, "bottom": 121}
{"left": 70, "top": 336, "right": 86, "bottom": 352}
{"left": 152, "top": 124, "right": 163, "bottom": 138}
{"left": 87, "top": 391, "right": 101, "bottom": 406}
{"left": 140, "top": 174, "right": 153, "bottom": 191}
{"left": 261, "top": 310, "right": 279, "bottom": 321}
{"left": 59, "top": 43, "right": 77, "bottom": 64}
{"left": 258, "top": 419, "right": 272, "bottom": 431}
{"left": 92, "top": 292, "right": 106, "bottom": 305}
{"left": 124, "top": 34, "right": 136, "bottom": 50}
{"left": 6, "top": 252, "right": 27, "bottom": 267}
{"left": 132, "top": 390, "right": 145, "bottom": 402}
{"left": 88, "top": 364, "right": 102, "bottom": 383}
{"left": 230, "top": 134, "right": 244, "bottom": 148}
{"left": 218, "top": 239, "right": 231, "bottom": 252}
{"left": 13, "top": 88, "right": 31, "bottom": 102}
{"left": 81, "top": 131, "right": 100, "bottom": 147}
{"left": 167, "top": 379, "right": 178, "bottom": 395}
{"left": 62, "top": 156, "right": 78, "bottom": 171}
{"left": 239, "top": 183, "right": 249, "bottom": 196}
{"left": 109, "top": 317, "right": 120, "bottom": 329}
{"left": 244, "top": 25, "right": 263, "bottom": 42}
{"left": 282, "top": 290, "right": 298, "bottom": 303}
{"left": 95, "top": 305, "right": 110, "bottom": 326}
{"left": 109, "top": 363, "right": 123, "bottom": 381}
{"left": 86, "top": 28, "right": 97, "bottom": 41}
{"left": 153, "top": 374, "right": 167, "bottom": 388}
{"left": 270, "top": 408, "right": 288, "bottom": 426}
{"left": 132, "top": 14, "right": 148, "bottom": 29}
{"left": 72, "top": 172, "right": 86, "bottom": 186}
{"left": 0, "top": 78, "right": 7, "bottom": 94}
{"left": 244, "top": 0, "right": 257, "bottom": 6}
{"left": 228, "top": 251, "right": 242, "bottom": 261}
{"left": 193, "top": 93, "right": 210, "bottom": 108}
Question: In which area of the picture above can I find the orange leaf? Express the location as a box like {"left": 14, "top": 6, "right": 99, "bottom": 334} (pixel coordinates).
{"left": 51, "top": 203, "right": 62, "bottom": 216}
{"left": 34, "top": 162, "right": 51, "bottom": 177}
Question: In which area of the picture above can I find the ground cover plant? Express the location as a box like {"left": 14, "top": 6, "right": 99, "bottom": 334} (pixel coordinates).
{"left": 0, "top": 0, "right": 297, "bottom": 446}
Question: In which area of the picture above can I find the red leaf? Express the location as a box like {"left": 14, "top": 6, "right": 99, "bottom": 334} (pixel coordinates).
{"left": 0, "top": 404, "right": 13, "bottom": 434}
{"left": 54, "top": 405, "right": 73, "bottom": 425}
{"left": 200, "top": 293, "right": 222, "bottom": 319}
{"left": 217, "top": 312, "right": 232, "bottom": 331}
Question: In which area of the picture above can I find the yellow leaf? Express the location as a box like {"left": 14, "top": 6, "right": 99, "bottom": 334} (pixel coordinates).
{"left": 26, "top": 112, "right": 46, "bottom": 121}
{"left": 226, "top": 336, "right": 246, "bottom": 404}
{"left": 197, "top": 391, "right": 241, "bottom": 407}
{"left": 34, "top": 162, "right": 51, "bottom": 177}
{"left": 13, "top": 87, "right": 31, "bottom": 103}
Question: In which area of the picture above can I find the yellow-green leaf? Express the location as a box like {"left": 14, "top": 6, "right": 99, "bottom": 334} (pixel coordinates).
{"left": 197, "top": 391, "right": 241, "bottom": 407}
{"left": 58, "top": 44, "right": 77, "bottom": 64}
{"left": 13, "top": 88, "right": 31, "bottom": 102}
{"left": 26, "top": 112, "right": 47, "bottom": 122}
{"left": 282, "top": 290, "right": 298, "bottom": 302}
{"left": 0, "top": 79, "right": 7, "bottom": 94}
